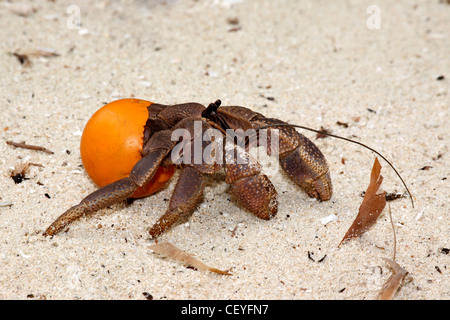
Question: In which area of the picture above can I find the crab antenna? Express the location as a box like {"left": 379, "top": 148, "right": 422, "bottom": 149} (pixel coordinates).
{"left": 257, "top": 123, "right": 414, "bottom": 208}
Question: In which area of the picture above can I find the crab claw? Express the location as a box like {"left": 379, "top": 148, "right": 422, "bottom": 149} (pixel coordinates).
{"left": 279, "top": 135, "right": 332, "bottom": 201}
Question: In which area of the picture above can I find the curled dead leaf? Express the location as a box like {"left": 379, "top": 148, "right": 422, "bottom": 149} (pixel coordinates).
{"left": 339, "top": 158, "right": 387, "bottom": 246}
{"left": 377, "top": 258, "right": 408, "bottom": 300}
{"left": 149, "top": 242, "right": 232, "bottom": 276}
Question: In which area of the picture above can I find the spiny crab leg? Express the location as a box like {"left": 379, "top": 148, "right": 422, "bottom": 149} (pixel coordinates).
{"left": 216, "top": 107, "right": 332, "bottom": 201}
{"left": 43, "top": 177, "right": 136, "bottom": 237}
{"left": 149, "top": 166, "right": 205, "bottom": 238}
{"left": 149, "top": 144, "right": 279, "bottom": 238}
{"left": 43, "top": 147, "right": 170, "bottom": 237}
{"left": 224, "top": 144, "right": 278, "bottom": 220}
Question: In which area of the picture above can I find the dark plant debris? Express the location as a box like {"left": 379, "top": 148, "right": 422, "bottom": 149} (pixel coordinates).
{"left": 336, "top": 121, "right": 349, "bottom": 128}
{"left": 360, "top": 191, "right": 408, "bottom": 202}
{"left": 142, "top": 292, "right": 153, "bottom": 300}
{"left": 307, "top": 251, "right": 327, "bottom": 263}
{"left": 316, "top": 126, "right": 332, "bottom": 139}
{"left": 9, "top": 162, "right": 43, "bottom": 184}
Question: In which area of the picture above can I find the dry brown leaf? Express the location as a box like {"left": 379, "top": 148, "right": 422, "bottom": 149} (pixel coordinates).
{"left": 339, "top": 157, "right": 387, "bottom": 246}
{"left": 149, "top": 242, "right": 232, "bottom": 275}
{"left": 377, "top": 258, "right": 408, "bottom": 300}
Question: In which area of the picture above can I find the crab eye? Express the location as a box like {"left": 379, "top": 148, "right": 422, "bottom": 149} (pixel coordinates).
{"left": 80, "top": 98, "right": 174, "bottom": 198}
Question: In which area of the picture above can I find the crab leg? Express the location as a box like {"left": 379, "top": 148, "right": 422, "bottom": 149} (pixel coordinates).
{"left": 44, "top": 146, "right": 171, "bottom": 237}
{"left": 278, "top": 135, "right": 332, "bottom": 201}
{"left": 216, "top": 106, "right": 332, "bottom": 201}
{"left": 224, "top": 145, "right": 278, "bottom": 220}
{"left": 252, "top": 116, "right": 332, "bottom": 201}
{"left": 149, "top": 166, "right": 205, "bottom": 238}
{"left": 43, "top": 177, "right": 137, "bottom": 236}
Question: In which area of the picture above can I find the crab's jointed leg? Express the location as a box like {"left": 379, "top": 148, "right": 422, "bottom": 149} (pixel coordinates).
{"left": 217, "top": 106, "right": 332, "bottom": 201}
{"left": 149, "top": 166, "right": 205, "bottom": 238}
{"left": 224, "top": 144, "right": 278, "bottom": 220}
{"left": 43, "top": 131, "right": 174, "bottom": 237}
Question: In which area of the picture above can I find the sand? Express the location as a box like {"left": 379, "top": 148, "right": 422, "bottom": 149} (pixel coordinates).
{"left": 0, "top": 0, "right": 448, "bottom": 300}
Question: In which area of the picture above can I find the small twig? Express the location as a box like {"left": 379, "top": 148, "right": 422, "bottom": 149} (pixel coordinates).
{"left": 387, "top": 203, "right": 397, "bottom": 261}
{"left": 6, "top": 141, "right": 54, "bottom": 154}
{"left": 230, "top": 225, "right": 238, "bottom": 237}
{"left": 0, "top": 201, "right": 14, "bottom": 207}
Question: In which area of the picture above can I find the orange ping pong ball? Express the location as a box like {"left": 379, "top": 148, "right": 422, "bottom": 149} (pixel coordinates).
{"left": 80, "top": 98, "right": 174, "bottom": 198}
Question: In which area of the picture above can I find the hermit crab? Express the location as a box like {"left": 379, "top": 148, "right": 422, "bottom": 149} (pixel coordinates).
{"left": 43, "top": 99, "right": 333, "bottom": 238}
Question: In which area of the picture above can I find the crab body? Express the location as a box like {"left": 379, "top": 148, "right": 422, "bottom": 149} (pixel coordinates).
{"left": 44, "top": 100, "right": 332, "bottom": 238}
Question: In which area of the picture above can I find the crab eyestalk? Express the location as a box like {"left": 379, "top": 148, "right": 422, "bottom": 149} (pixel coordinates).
{"left": 201, "top": 99, "right": 222, "bottom": 119}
